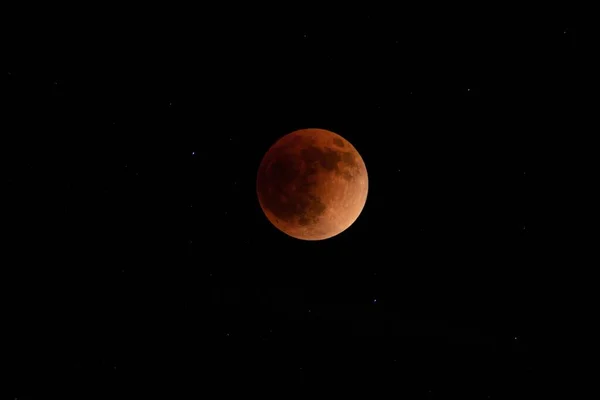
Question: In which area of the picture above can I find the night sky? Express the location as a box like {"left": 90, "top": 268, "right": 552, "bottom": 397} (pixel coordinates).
{"left": 7, "top": 7, "right": 578, "bottom": 399}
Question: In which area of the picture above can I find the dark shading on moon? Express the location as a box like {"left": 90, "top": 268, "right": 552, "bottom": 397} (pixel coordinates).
{"left": 256, "top": 128, "right": 368, "bottom": 240}
{"left": 332, "top": 137, "right": 345, "bottom": 148}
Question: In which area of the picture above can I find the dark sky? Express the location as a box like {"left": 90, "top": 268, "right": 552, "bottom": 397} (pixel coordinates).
{"left": 6, "top": 7, "right": 579, "bottom": 399}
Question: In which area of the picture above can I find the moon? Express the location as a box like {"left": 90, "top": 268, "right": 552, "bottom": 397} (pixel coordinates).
{"left": 256, "top": 128, "right": 368, "bottom": 240}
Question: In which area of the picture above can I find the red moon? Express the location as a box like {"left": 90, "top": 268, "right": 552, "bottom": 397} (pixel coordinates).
{"left": 256, "top": 128, "right": 368, "bottom": 240}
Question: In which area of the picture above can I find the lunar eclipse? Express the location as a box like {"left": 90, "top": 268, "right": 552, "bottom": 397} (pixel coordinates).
{"left": 256, "top": 128, "right": 368, "bottom": 240}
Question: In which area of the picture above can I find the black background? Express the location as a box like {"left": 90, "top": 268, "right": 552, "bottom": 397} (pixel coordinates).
{"left": 6, "top": 6, "right": 579, "bottom": 399}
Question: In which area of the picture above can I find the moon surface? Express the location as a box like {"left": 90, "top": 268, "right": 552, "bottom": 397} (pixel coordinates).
{"left": 256, "top": 128, "right": 368, "bottom": 240}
